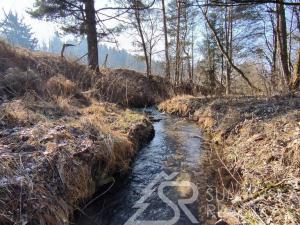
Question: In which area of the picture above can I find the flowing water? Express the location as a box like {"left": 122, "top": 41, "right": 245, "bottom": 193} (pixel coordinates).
{"left": 75, "top": 109, "right": 203, "bottom": 225}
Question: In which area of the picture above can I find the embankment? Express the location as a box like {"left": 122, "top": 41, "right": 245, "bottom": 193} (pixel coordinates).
{"left": 0, "top": 41, "right": 155, "bottom": 224}
{"left": 97, "top": 68, "right": 175, "bottom": 107}
{"left": 159, "top": 94, "right": 300, "bottom": 225}
{"left": 0, "top": 40, "right": 178, "bottom": 108}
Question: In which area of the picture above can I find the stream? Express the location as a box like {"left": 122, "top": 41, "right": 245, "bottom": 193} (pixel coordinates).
{"left": 75, "top": 109, "right": 203, "bottom": 225}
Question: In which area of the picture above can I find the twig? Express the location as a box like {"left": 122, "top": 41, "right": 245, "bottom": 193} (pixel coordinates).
{"left": 242, "top": 180, "right": 287, "bottom": 203}
{"left": 211, "top": 146, "right": 241, "bottom": 185}
{"left": 73, "top": 52, "right": 88, "bottom": 63}
{"left": 250, "top": 206, "right": 267, "bottom": 225}
{"left": 82, "top": 178, "right": 115, "bottom": 210}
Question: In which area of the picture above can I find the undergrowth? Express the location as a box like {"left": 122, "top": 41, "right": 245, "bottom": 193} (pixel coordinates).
{"left": 0, "top": 40, "right": 154, "bottom": 225}
{"left": 159, "top": 94, "right": 300, "bottom": 225}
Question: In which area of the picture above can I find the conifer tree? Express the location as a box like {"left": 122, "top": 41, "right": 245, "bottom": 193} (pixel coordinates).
{"left": 0, "top": 11, "right": 38, "bottom": 50}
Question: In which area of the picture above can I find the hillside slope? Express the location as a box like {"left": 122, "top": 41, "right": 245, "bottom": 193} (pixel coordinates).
{"left": 0, "top": 41, "right": 155, "bottom": 225}
{"left": 0, "top": 40, "right": 175, "bottom": 107}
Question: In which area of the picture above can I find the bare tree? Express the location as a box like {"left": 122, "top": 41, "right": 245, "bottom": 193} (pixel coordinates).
{"left": 276, "top": 0, "right": 291, "bottom": 88}
{"left": 85, "top": 0, "right": 99, "bottom": 70}
{"left": 291, "top": 48, "right": 300, "bottom": 89}
{"left": 175, "top": 0, "right": 182, "bottom": 84}
{"left": 133, "top": 0, "right": 151, "bottom": 76}
{"left": 161, "top": 0, "right": 171, "bottom": 79}
{"left": 200, "top": 5, "right": 260, "bottom": 92}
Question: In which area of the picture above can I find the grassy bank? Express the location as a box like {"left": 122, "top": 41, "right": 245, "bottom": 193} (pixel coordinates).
{"left": 0, "top": 40, "right": 177, "bottom": 108}
{"left": 0, "top": 41, "right": 155, "bottom": 224}
{"left": 159, "top": 94, "right": 300, "bottom": 225}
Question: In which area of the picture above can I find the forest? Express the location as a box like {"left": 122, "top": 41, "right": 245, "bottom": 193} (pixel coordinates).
{"left": 0, "top": 0, "right": 299, "bottom": 225}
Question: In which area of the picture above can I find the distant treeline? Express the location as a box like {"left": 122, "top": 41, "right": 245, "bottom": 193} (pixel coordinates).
{"left": 0, "top": 10, "right": 163, "bottom": 75}
{"left": 40, "top": 35, "right": 163, "bottom": 75}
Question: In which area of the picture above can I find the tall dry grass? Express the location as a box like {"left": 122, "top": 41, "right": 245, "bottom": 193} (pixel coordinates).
{"left": 0, "top": 40, "right": 154, "bottom": 225}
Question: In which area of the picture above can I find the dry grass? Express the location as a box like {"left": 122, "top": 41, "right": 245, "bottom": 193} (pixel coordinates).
{"left": 0, "top": 41, "right": 154, "bottom": 225}
{"left": 0, "top": 95, "right": 153, "bottom": 225}
{"left": 0, "top": 40, "right": 179, "bottom": 107}
{"left": 159, "top": 94, "right": 300, "bottom": 225}
{"left": 158, "top": 95, "right": 216, "bottom": 117}
{"left": 96, "top": 68, "right": 175, "bottom": 107}
{"left": 0, "top": 40, "right": 95, "bottom": 90}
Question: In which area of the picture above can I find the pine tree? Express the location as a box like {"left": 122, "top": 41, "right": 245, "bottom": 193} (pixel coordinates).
{"left": 28, "top": 0, "right": 100, "bottom": 70}
{"left": 0, "top": 11, "right": 38, "bottom": 50}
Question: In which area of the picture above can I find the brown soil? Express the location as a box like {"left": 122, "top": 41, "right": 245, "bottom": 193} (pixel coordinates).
{"left": 159, "top": 94, "right": 300, "bottom": 225}
{"left": 0, "top": 41, "right": 155, "bottom": 225}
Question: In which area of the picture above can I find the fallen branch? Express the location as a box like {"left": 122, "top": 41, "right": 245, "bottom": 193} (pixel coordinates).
{"left": 82, "top": 177, "right": 115, "bottom": 210}
{"left": 60, "top": 43, "right": 75, "bottom": 58}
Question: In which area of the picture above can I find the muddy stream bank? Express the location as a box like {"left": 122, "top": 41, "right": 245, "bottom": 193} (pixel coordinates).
{"left": 75, "top": 109, "right": 204, "bottom": 225}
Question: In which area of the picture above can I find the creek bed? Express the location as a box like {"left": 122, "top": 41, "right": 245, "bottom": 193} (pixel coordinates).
{"left": 75, "top": 109, "right": 203, "bottom": 225}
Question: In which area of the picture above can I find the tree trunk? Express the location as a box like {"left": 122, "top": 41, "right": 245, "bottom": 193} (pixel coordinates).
{"left": 276, "top": 0, "right": 291, "bottom": 88}
{"left": 288, "top": 7, "right": 295, "bottom": 73}
{"left": 183, "top": 4, "right": 192, "bottom": 82}
{"left": 149, "top": 51, "right": 152, "bottom": 74}
{"left": 180, "top": 61, "right": 184, "bottom": 84}
{"left": 269, "top": 10, "right": 278, "bottom": 92}
{"left": 175, "top": 0, "right": 181, "bottom": 84}
{"left": 191, "top": 25, "right": 194, "bottom": 81}
{"left": 187, "top": 56, "right": 192, "bottom": 81}
{"left": 84, "top": 0, "right": 99, "bottom": 71}
{"left": 225, "top": 63, "right": 231, "bottom": 94}
{"left": 291, "top": 49, "right": 300, "bottom": 90}
{"left": 103, "top": 53, "right": 108, "bottom": 67}
{"left": 228, "top": 5, "right": 233, "bottom": 93}
{"left": 161, "top": 0, "right": 171, "bottom": 80}
{"left": 224, "top": 1, "right": 231, "bottom": 95}
{"left": 134, "top": 2, "right": 151, "bottom": 77}
{"left": 221, "top": 55, "right": 224, "bottom": 86}
{"left": 295, "top": 8, "right": 300, "bottom": 33}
